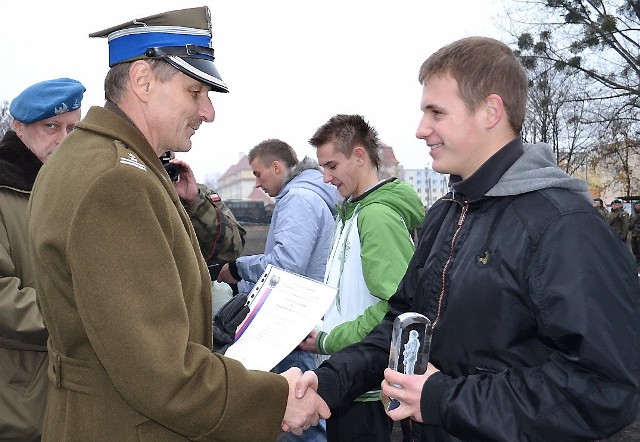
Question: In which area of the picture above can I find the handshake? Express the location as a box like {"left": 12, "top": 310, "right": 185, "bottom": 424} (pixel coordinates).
{"left": 280, "top": 368, "right": 329, "bottom": 435}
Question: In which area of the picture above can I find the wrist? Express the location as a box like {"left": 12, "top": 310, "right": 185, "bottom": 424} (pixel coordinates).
{"left": 316, "top": 330, "right": 329, "bottom": 354}
{"left": 229, "top": 260, "right": 242, "bottom": 281}
{"left": 184, "top": 187, "right": 200, "bottom": 205}
{"left": 182, "top": 188, "right": 202, "bottom": 212}
{"left": 316, "top": 368, "right": 341, "bottom": 409}
{"left": 421, "top": 371, "right": 449, "bottom": 425}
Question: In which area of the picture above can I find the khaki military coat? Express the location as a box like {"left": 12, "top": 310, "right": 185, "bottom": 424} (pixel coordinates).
{"left": 0, "top": 131, "right": 48, "bottom": 441}
{"left": 28, "top": 105, "right": 288, "bottom": 441}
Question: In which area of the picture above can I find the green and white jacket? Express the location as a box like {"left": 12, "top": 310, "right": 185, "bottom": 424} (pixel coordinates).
{"left": 316, "top": 177, "right": 424, "bottom": 400}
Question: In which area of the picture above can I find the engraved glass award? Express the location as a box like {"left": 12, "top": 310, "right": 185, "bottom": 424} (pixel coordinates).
{"left": 381, "top": 312, "right": 432, "bottom": 411}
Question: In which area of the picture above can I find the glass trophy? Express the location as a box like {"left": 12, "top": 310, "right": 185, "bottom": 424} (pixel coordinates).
{"left": 381, "top": 312, "right": 433, "bottom": 411}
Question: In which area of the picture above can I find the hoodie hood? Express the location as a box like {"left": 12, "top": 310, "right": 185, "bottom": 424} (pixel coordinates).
{"left": 486, "top": 142, "right": 591, "bottom": 203}
{"left": 277, "top": 156, "right": 338, "bottom": 215}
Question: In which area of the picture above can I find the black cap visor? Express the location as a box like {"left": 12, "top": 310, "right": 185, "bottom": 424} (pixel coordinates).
{"left": 166, "top": 56, "right": 228, "bottom": 93}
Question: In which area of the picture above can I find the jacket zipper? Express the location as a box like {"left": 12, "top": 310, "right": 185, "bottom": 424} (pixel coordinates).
{"left": 432, "top": 201, "right": 468, "bottom": 329}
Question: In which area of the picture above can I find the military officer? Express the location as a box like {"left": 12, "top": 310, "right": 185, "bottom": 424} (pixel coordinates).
{"left": 28, "top": 7, "right": 328, "bottom": 441}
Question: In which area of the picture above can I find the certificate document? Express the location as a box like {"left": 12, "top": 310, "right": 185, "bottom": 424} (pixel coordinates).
{"left": 224, "top": 264, "right": 337, "bottom": 371}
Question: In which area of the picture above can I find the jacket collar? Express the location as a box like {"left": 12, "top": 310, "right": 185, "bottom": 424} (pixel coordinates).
{"left": 339, "top": 177, "right": 397, "bottom": 219}
{"left": 83, "top": 103, "right": 164, "bottom": 173}
{"left": 350, "top": 177, "right": 397, "bottom": 204}
{"left": 450, "top": 137, "right": 524, "bottom": 202}
{"left": 0, "top": 130, "right": 42, "bottom": 191}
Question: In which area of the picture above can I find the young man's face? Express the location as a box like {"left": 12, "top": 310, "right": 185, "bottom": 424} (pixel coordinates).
{"left": 250, "top": 157, "right": 282, "bottom": 197}
{"left": 316, "top": 142, "right": 362, "bottom": 198}
{"left": 415, "top": 75, "right": 489, "bottom": 180}
{"left": 146, "top": 70, "right": 214, "bottom": 154}
{"left": 13, "top": 109, "right": 81, "bottom": 163}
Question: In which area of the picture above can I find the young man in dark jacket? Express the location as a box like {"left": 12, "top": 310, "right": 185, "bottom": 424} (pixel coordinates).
{"left": 295, "top": 36, "right": 640, "bottom": 441}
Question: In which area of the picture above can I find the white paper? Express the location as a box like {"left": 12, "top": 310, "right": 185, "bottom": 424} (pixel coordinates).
{"left": 224, "top": 264, "right": 337, "bottom": 371}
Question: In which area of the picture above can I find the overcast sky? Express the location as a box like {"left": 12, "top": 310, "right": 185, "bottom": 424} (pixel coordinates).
{"left": 0, "top": 0, "right": 503, "bottom": 182}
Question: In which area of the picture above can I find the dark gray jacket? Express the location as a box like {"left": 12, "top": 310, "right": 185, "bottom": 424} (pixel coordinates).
{"left": 316, "top": 139, "right": 640, "bottom": 441}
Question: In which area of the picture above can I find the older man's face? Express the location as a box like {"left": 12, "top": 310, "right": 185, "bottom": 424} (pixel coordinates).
{"left": 145, "top": 69, "right": 214, "bottom": 155}
{"left": 13, "top": 109, "right": 82, "bottom": 163}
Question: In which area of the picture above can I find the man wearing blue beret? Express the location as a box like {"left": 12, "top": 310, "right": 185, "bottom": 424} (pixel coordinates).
{"left": 0, "top": 77, "right": 85, "bottom": 441}
{"left": 28, "top": 6, "right": 329, "bottom": 441}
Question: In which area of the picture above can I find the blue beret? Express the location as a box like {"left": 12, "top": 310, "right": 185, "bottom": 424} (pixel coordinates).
{"left": 10, "top": 78, "right": 86, "bottom": 124}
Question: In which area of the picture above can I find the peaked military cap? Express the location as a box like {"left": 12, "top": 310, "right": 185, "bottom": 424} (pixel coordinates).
{"left": 90, "top": 6, "right": 228, "bottom": 93}
{"left": 10, "top": 78, "right": 85, "bottom": 124}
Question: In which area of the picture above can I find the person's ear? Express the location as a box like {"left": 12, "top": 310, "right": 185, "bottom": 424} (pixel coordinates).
{"left": 353, "top": 146, "right": 367, "bottom": 164}
{"left": 484, "top": 94, "right": 504, "bottom": 130}
{"left": 11, "top": 119, "right": 24, "bottom": 137}
{"left": 129, "top": 60, "right": 153, "bottom": 102}
{"left": 272, "top": 160, "right": 283, "bottom": 175}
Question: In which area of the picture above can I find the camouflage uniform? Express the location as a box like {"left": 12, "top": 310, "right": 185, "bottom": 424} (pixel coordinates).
{"left": 629, "top": 203, "right": 640, "bottom": 263}
{"left": 595, "top": 206, "right": 609, "bottom": 220}
{"left": 592, "top": 198, "right": 609, "bottom": 220}
{"left": 608, "top": 205, "right": 630, "bottom": 242}
{"left": 184, "top": 184, "right": 246, "bottom": 265}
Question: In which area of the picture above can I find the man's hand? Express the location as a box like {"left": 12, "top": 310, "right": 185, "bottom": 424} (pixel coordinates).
{"left": 293, "top": 370, "right": 319, "bottom": 402}
{"left": 298, "top": 330, "right": 318, "bottom": 352}
{"left": 381, "top": 362, "right": 439, "bottom": 422}
{"left": 280, "top": 368, "right": 330, "bottom": 435}
{"left": 216, "top": 263, "right": 238, "bottom": 285}
{"left": 170, "top": 158, "right": 199, "bottom": 203}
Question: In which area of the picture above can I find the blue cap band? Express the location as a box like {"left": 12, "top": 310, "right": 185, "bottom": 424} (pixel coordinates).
{"left": 108, "top": 26, "right": 210, "bottom": 66}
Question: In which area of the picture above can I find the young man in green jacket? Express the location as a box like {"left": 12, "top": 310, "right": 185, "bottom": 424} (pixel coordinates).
{"left": 300, "top": 114, "right": 424, "bottom": 441}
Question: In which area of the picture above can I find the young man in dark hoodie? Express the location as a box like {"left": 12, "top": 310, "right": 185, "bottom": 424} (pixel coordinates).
{"left": 296, "top": 36, "right": 640, "bottom": 441}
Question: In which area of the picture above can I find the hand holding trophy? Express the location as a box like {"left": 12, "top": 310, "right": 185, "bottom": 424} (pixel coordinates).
{"left": 381, "top": 312, "right": 433, "bottom": 411}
